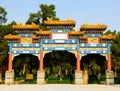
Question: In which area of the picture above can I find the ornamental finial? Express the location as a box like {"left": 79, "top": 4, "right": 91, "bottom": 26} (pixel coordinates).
{"left": 97, "top": 22, "right": 101, "bottom": 25}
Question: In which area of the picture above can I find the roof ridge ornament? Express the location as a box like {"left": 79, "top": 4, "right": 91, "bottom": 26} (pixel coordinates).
{"left": 31, "top": 22, "right": 37, "bottom": 26}
{"left": 67, "top": 18, "right": 72, "bottom": 21}
{"left": 97, "top": 22, "right": 102, "bottom": 25}
{"left": 18, "top": 22, "right": 23, "bottom": 25}
{"left": 48, "top": 18, "right": 53, "bottom": 21}
{"left": 85, "top": 22, "right": 89, "bottom": 25}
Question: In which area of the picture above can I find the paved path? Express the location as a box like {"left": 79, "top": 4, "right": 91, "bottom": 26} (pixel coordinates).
{"left": 0, "top": 84, "right": 120, "bottom": 91}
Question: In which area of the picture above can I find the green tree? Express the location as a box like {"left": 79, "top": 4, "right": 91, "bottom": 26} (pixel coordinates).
{"left": 26, "top": 4, "right": 56, "bottom": 30}
{"left": 0, "top": 21, "right": 16, "bottom": 80}
{"left": 44, "top": 51, "right": 76, "bottom": 81}
{"left": 26, "top": 13, "right": 41, "bottom": 24}
{"left": 9, "top": 20, "right": 17, "bottom": 26}
{"left": 13, "top": 54, "right": 39, "bottom": 76}
{"left": 26, "top": 4, "right": 56, "bottom": 24}
{"left": 40, "top": 4, "right": 56, "bottom": 23}
{"left": 111, "top": 31, "right": 120, "bottom": 76}
{"left": 0, "top": 6, "right": 7, "bottom": 24}
{"left": 104, "top": 30, "right": 120, "bottom": 76}
{"left": 104, "top": 30, "right": 116, "bottom": 35}
{"left": 89, "top": 60, "right": 101, "bottom": 79}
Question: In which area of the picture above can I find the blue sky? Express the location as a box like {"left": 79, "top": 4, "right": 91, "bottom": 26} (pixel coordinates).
{"left": 0, "top": 0, "right": 120, "bottom": 31}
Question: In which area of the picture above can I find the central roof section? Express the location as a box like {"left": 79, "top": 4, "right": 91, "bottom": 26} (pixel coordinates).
{"left": 44, "top": 18, "right": 76, "bottom": 30}
{"left": 44, "top": 18, "right": 76, "bottom": 25}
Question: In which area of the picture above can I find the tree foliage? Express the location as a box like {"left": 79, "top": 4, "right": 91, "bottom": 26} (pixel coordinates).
{"left": 26, "top": 4, "right": 56, "bottom": 25}
{"left": 111, "top": 31, "right": 120, "bottom": 75}
{"left": 40, "top": 4, "right": 56, "bottom": 22}
{"left": 104, "top": 30, "right": 116, "bottom": 35}
{"left": 0, "top": 20, "right": 17, "bottom": 78}
{"left": 44, "top": 51, "right": 76, "bottom": 80}
{"left": 0, "top": 6, "right": 7, "bottom": 24}
{"left": 104, "top": 30, "right": 120, "bottom": 75}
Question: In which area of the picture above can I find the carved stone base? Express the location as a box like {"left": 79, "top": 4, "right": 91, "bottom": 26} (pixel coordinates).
{"left": 37, "top": 70, "right": 45, "bottom": 84}
{"left": 5, "top": 70, "right": 14, "bottom": 85}
{"left": 106, "top": 70, "right": 114, "bottom": 85}
{"left": 75, "top": 70, "right": 83, "bottom": 84}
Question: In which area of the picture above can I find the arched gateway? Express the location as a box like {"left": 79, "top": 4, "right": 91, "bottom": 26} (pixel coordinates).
{"left": 4, "top": 19, "right": 115, "bottom": 85}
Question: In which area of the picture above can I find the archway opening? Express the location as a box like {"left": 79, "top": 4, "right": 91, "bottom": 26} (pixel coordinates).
{"left": 81, "top": 54, "right": 106, "bottom": 84}
{"left": 44, "top": 51, "right": 76, "bottom": 84}
{"left": 13, "top": 54, "right": 39, "bottom": 84}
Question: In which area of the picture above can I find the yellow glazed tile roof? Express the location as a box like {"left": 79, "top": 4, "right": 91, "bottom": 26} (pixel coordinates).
{"left": 36, "top": 30, "right": 50, "bottom": 35}
{"left": 13, "top": 22, "right": 39, "bottom": 30}
{"left": 100, "top": 34, "right": 116, "bottom": 40}
{"left": 44, "top": 18, "right": 76, "bottom": 25}
{"left": 80, "top": 36, "right": 87, "bottom": 39}
{"left": 4, "top": 34, "right": 20, "bottom": 39}
{"left": 80, "top": 23, "right": 107, "bottom": 31}
{"left": 32, "top": 36, "right": 39, "bottom": 39}
{"left": 70, "top": 30, "right": 84, "bottom": 35}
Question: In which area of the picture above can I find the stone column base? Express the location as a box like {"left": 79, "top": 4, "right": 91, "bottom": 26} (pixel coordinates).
{"left": 37, "top": 70, "right": 45, "bottom": 84}
{"left": 106, "top": 70, "right": 114, "bottom": 85}
{"left": 5, "top": 70, "right": 14, "bottom": 85}
{"left": 75, "top": 70, "right": 83, "bottom": 84}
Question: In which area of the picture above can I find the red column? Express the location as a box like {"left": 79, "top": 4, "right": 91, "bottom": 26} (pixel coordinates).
{"left": 98, "top": 38, "right": 101, "bottom": 44}
{"left": 67, "top": 33, "right": 70, "bottom": 39}
{"left": 50, "top": 33, "right": 52, "bottom": 39}
{"left": 8, "top": 54, "right": 12, "bottom": 71}
{"left": 32, "top": 38, "right": 34, "bottom": 43}
{"left": 76, "top": 50, "right": 80, "bottom": 71}
{"left": 19, "top": 38, "right": 21, "bottom": 43}
{"left": 40, "top": 50, "right": 43, "bottom": 71}
{"left": 107, "top": 54, "right": 111, "bottom": 72}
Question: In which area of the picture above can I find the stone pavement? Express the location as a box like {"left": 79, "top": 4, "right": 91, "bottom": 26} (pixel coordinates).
{"left": 0, "top": 84, "right": 120, "bottom": 91}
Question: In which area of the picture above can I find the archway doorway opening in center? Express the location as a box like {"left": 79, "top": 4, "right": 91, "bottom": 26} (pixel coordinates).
{"left": 44, "top": 51, "right": 76, "bottom": 84}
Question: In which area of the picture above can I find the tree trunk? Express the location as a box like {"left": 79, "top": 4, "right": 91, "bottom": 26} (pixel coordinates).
{"left": 65, "top": 69, "right": 68, "bottom": 75}
{"left": 114, "top": 67, "right": 117, "bottom": 76}
{"left": 58, "top": 66, "right": 62, "bottom": 81}
{"left": 98, "top": 71, "right": 101, "bottom": 80}
{"left": 22, "top": 64, "right": 26, "bottom": 75}
{"left": 83, "top": 63, "right": 88, "bottom": 84}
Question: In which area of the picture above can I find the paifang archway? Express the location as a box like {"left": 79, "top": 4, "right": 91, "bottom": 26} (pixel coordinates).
{"left": 4, "top": 19, "right": 115, "bottom": 85}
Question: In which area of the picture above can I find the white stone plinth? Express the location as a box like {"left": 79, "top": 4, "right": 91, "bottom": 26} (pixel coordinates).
{"left": 5, "top": 70, "right": 14, "bottom": 85}
{"left": 37, "top": 70, "right": 45, "bottom": 84}
{"left": 106, "top": 70, "right": 114, "bottom": 85}
{"left": 75, "top": 70, "right": 83, "bottom": 84}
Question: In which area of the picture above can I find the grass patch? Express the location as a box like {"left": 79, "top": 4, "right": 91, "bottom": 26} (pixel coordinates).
{"left": 47, "top": 79, "right": 73, "bottom": 84}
